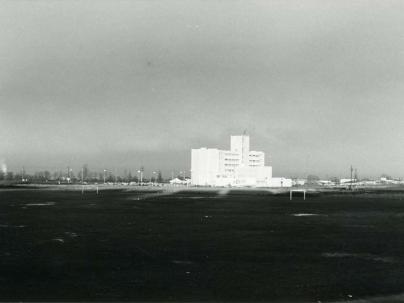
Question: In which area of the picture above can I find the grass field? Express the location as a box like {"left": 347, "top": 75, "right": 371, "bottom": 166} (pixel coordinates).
{"left": 1, "top": 188, "right": 404, "bottom": 302}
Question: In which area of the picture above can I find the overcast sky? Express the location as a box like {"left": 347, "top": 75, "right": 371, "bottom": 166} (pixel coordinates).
{"left": 1, "top": 0, "right": 404, "bottom": 178}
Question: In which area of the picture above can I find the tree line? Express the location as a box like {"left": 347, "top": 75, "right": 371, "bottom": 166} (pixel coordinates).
{"left": 0, "top": 165, "right": 168, "bottom": 184}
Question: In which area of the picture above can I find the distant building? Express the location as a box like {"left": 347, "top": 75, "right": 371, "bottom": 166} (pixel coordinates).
{"left": 380, "top": 177, "right": 400, "bottom": 184}
{"left": 233, "top": 166, "right": 273, "bottom": 187}
{"left": 317, "top": 180, "right": 335, "bottom": 186}
{"left": 169, "top": 177, "right": 191, "bottom": 186}
{"left": 340, "top": 178, "right": 357, "bottom": 184}
{"left": 266, "top": 177, "right": 292, "bottom": 187}
{"left": 191, "top": 134, "right": 290, "bottom": 187}
{"left": 293, "top": 179, "right": 306, "bottom": 186}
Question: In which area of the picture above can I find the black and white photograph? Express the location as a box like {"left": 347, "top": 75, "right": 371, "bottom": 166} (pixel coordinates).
{"left": 1, "top": 1, "right": 404, "bottom": 302}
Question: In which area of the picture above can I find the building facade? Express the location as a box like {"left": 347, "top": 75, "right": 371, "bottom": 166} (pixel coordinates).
{"left": 191, "top": 135, "right": 276, "bottom": 187}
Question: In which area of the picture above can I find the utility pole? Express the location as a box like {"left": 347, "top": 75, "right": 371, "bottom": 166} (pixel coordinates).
{"left": 350, "top": 165, "right": 354, "bottom": 190}
{"left": 81, "top": 166, "right": 84, "bottom": 194}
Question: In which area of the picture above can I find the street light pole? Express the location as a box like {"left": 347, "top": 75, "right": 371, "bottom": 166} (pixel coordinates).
{"left": 103, "top": 169, "right": 106, "bottom": 184}
{"left": 350, "top": 165, "right": 353, "bottom": 190}
{"left": 67, "top": 167, "right": 72, "bottom": 183}
{"left": 137, "top": 170, "right": 143, "bottom": 185}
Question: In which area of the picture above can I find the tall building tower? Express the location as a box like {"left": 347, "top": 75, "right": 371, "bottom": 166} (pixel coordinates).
{"left": 230, "top": 135, "right": 250, "bottom": 166}
{"left": 191, "top": 134, "right": 275, "bottom": 187}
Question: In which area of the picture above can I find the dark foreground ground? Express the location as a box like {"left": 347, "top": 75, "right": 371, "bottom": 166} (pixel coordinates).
{"left": 1, "top": 189, "right": 404, "bottom": 302}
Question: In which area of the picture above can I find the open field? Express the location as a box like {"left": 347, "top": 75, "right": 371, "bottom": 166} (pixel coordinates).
{"left": 1, "top": 188, "right": 404, "bottom": 302}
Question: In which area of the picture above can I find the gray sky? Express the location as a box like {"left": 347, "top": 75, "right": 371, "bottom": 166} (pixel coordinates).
{"left": 1, "top": 0, "right": 404, "bottom": 178}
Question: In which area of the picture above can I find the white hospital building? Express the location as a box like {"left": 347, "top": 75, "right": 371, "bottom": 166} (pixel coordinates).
{"left": 191, "top": 134, "right": 291, "bottom": 187}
